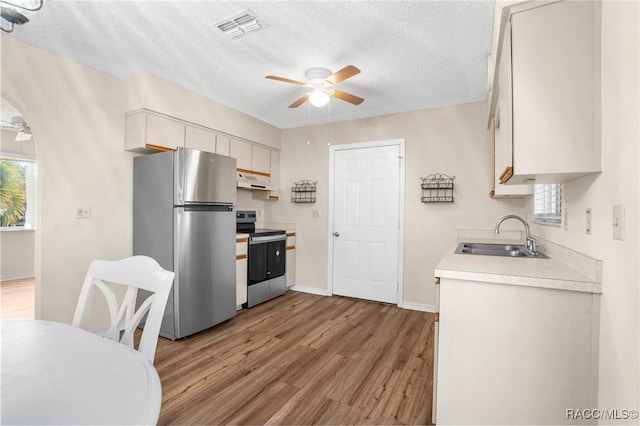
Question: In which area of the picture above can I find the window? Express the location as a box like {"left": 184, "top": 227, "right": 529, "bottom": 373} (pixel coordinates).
{"left": 534, "top": 183, "right": 562, "bottom": 225}
{"left": 0, "top": 158, "right": 36, "bottom": 229}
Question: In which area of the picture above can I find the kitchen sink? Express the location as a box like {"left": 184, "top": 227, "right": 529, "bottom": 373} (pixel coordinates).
{"left": 454, "top": 242, "right": 549, "bottom": 259}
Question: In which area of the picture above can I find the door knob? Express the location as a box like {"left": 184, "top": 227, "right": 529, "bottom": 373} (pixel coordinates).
{"left": 333, "top": 232, "right": 340, "bottom": 237}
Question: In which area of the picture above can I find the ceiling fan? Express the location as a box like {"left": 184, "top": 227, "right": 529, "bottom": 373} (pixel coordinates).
{"left": 266, "top": 65, "right": 364, "bottom": 108}
{"left": 0, "top": 116, "right": 32, "bottom": 141}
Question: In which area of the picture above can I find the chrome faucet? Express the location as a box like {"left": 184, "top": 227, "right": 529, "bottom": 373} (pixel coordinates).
{"left": 494, "top": 215, "right": 539, "bottom": 254}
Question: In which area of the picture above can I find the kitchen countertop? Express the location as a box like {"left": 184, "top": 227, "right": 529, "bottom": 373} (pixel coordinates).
{"left": 435, "top": 238, "right": 602, "bottom": 294}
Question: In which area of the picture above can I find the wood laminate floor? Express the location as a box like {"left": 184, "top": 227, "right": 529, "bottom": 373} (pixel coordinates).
{"left": 0, "top": 280, "right": 435, "bottom": 424}
{"left": 1, "top": 278, "right": 35, "bottom": 319}
{"left": 155, "top": 291, "right": 435, "bottom": 425}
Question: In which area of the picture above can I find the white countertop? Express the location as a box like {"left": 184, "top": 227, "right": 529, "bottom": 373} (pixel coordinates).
{"left": 435, "top": 239, "right": 602, "bottom": 294}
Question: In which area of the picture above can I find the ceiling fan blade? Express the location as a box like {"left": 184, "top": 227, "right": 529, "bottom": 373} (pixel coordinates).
{"left": 288, "top": 93, "right": 309, "bottom": 108}
{"left": 332, "top": 90, "right": 364, "bottom": 105}
{"left": 265, "top": 75, "right": 305, "bottom": 86}
{"left": 326, "top": 65, "right": 361, "bottom": 85}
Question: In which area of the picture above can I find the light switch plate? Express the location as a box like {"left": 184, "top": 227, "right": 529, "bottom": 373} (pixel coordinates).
{"left": 613, "top": 204, "right": 624, "bottom": 241}
{"left": 585, "top": 208, "right": 591, "bottom": 235}
{"left": 76, "top": 205, "right": 91, "bottom": 219}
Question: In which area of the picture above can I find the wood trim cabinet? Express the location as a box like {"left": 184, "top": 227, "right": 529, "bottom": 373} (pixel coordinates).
{"left": 489, "top": 1, "right": 601, "bottom": 186}
{"left": 231, "top": 138, "right": 273, "bottom": 177}
{"left": 215, "top": 135, "right": 231, "bottom": 156}
{"left": 125, "top": 111, "right": 185, "bottom": 153}
{"left": 125, "top": 109, "right": 281, "bottom": 194}
{"left": 253, "top": 150, "right": 281, "bottom": 201}
{"left": 236, "top": 236, "right": 248, "bottom": 307}
{"left": 490, "top": 114, "right": 532, "bottom": 197}
{"left": 285, "top": 232, "right": 296, "bottom": 287}
{"left": 434, "top": 277, "right": 599, "bottom": 424}
{"left": 185, "top": 125, "right": 216, "bottom": 152}
{"left": 251, "top": 144, "right": 271, "bottom": 176}
{"left": 230, "top": 138, "right": 252, "bottom": 171}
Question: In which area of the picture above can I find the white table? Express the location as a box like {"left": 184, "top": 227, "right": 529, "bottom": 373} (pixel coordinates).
{"left": 1, "top": 319, "right": 162, "bottom": 425}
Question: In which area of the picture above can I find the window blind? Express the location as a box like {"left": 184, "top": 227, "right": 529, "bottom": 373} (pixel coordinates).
{"left": 534, "top": 184, "right": 562, "bottom": 224}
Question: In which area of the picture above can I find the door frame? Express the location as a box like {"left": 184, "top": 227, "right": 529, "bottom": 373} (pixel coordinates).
{"left": 327, "top": 139, "right": 405, "bottom": 306}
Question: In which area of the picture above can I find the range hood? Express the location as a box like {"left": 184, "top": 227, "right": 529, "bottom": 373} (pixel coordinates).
{"left": 237, "top": 171, "right": 274, "bottom": 191}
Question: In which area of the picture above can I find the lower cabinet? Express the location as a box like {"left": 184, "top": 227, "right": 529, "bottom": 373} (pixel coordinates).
{"left": 286, "top": 232, "right": 296, "bottom": 287}
{"left": 235, "top": 236, "right": 248, "bottom": 307}
{"left": 434, "top": 277, "right": 599, "bottom": 425}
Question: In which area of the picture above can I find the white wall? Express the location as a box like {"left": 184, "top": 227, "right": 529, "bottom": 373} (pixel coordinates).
{"left": 1, "top": 230, "right": 35, "bottom": 280}
{"left": 2, "top": 36, "right": 134, "bottom": 322}
{"left": 268, "top": 102, "right": 526, "bottom": 308}
{"left": 526, "top": 1, "right": 639, "bottom": 418}
{"left": 0, "top": 36, "right": 278, "bottom": 322}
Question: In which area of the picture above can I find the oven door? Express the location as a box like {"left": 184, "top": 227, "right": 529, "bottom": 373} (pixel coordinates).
{"left": 248, "top": 235, "right": 286, "bottom": 285}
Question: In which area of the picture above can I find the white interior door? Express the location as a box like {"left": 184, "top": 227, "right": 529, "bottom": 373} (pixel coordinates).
{"left": 331, "top": 143, "right": 401, "bottom": 304}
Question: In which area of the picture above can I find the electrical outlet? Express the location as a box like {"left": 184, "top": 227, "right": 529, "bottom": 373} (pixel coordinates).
{"left": 613, "top": 204, "right": 624, "bottom": 241}
{"left": 312, "top": 209, "right": 320, "bottom": 218}
{"left": 76, "top": 205, "right": 91, "bottom": 219}
{"left": 585, "top": 208, "right": 591, "bottom": 234}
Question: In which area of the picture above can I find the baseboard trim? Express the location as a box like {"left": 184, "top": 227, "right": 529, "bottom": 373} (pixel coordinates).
{"left": 400, "top": 302, "right": 437, "bottom": 313}
{"left": 290, "top": 286, "right": 436, "bottom": 313}
{"left": 290, "top": 285, "right": 330, "bottom": 297}
{"left": 1, "top": 273, "right": 35, "bottom": 282}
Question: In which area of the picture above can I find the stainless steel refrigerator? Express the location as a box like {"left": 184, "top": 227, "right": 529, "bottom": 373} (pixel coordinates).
{"left": 133, "top": 147, "right": 237, "bottom": 339}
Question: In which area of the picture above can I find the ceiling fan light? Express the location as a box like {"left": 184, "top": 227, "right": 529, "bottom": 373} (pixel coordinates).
{"left": 309, "top": 90, "right": 330, "bottom": 107}
{"left": 15, "top": 130, "right": 32, "bottom": 142}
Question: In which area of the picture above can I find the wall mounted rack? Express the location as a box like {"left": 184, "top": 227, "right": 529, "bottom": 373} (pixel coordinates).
{"left": 421, "top": 173, "right": 455, "bottom": 203}
{"left": 291, "top": 179, "right": 317, "bottom": 203}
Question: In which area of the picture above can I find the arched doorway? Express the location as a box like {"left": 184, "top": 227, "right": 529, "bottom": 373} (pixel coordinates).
{"left": 0, "top": 98, "right": 37, "bottom": 319}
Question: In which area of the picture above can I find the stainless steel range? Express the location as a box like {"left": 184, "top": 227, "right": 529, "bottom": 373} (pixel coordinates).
{"left": 236, "top": 211, "right": 287, "bottom": 308}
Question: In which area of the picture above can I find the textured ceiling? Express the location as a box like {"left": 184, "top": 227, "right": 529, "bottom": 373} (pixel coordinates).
{"left": 4, "top": 0, "right": 495, "bottom": 129}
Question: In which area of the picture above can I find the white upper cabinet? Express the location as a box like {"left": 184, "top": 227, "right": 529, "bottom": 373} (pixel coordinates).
{"left": 229, "top": 138, "right": 272, "bottom": 177}
{"left": 124, "top": 109, "right": 280, "bottom": 193}
{"left": 491, "top": 0, "right": 601, "bottom": 185}
{"left": 270, "top": 150, "right": 280, "bottom": 187}
{"left": 124, "top": 110, "right": 185, "bottom": 152}
{"left": 251, "top": 144, "right": 271, "bottom": 176}
{"left": 229, "top": 138, "right": 252, "bottom": 171}
{"left": 185, "top": 125, "right": 216, "bottom": 153}
{"left": 491, "top": 22, "right": 532, "bottom": 198}
{"left": 215, "top": 135, "right": 230, "bottom": 156}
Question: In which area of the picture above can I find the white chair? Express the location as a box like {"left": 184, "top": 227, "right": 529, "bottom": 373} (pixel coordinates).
{"left": 72, "top": 255, "right": 174, "bottom": 364}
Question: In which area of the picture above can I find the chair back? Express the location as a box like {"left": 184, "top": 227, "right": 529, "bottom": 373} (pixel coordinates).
{"left": 72, "top": 256, "right": 174, "bottom": 364}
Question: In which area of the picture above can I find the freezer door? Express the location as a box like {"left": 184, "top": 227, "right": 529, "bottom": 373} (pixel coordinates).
{"left": 172, "top": 206, "right": 236, "bottom": 338}
{"left": 175, "top": 147, "right": 237, "bottom": 205}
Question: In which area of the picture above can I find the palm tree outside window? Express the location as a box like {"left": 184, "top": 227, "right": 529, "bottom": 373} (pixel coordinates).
{"left": 0, "top": 158, "right": 36, "bottom": 228}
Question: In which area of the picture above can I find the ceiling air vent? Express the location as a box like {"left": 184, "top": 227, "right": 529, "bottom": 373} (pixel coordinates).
{"left": 215, "top": 9, "right": 267, "bottom": 40}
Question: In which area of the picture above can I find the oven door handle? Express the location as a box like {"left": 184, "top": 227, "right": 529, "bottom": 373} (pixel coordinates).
{"left": 249, "top": 235, "right": 287, "bottom": 244}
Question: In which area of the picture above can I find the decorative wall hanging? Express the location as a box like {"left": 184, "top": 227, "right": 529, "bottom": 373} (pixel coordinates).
{"left": 421, "top": 173, "right": 455, "bottom": 203}
{"left": 291, "top": 179, "right": 317, "bottom": 203}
